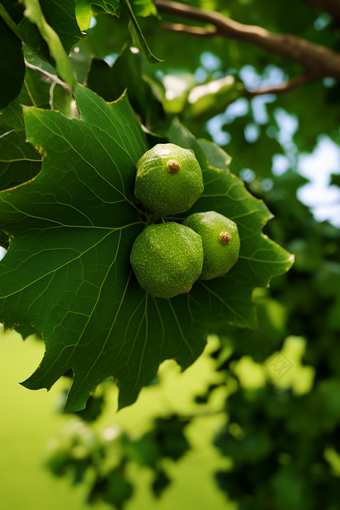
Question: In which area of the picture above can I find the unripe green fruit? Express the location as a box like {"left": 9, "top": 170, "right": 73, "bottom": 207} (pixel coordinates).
{"left": 183, "top": 211, "right": 240, "bottom": 280}
{"left": 130, "top": 222, "right": 204, "bottom": 298}
{"left": 134, "top": 143, "right": 204, "bottom": 217}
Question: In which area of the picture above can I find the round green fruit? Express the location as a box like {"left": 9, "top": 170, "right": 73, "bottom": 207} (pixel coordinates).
{"left": 134, "top": 143, "right": 204, "bottom": 217}
{"left": 183, "top": 211, "right": 240, "bottom": 280}
{"left": 130, "top": 222, "right": 204, "bottom": 298}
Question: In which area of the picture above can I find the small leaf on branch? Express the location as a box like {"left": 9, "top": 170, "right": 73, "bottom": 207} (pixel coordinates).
{"left": 121, "top": 0, "right": 163, "bottom": 63}
{"left": 76, "top": 0, "right": 121, "bottom": 31}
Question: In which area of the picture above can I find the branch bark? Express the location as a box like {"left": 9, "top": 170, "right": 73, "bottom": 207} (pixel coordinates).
{"left": 162, "top": 21, "right": 217, "bottom": 37}
{"left": 155, "top": 0, "right": 340, "bottom": 80}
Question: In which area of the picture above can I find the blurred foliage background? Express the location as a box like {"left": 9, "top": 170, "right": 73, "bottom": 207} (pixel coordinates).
{"left": 1, "top": 0, "right": 340, "bottom": 508}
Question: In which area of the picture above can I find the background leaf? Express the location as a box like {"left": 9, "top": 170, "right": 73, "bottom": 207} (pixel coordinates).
{"left": 131, "top": 0, "right": 157, "bottom": 18}
{"left": 22, "top": 0, "right": 78, "bottom": 89}
{"left": 121, "top": 0, "right": 162, "bottom": 63}
{"left": 0, "top": 16, "right": 25, "bottom": 109}
{"left": 0, "top": 98, "right": 24, "bottom": 134}
{"left": 85, "top": 44, "right": 164, "bottom": 130}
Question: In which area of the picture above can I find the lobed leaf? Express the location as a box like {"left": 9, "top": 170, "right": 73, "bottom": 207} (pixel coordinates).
{"left": 0, "top": 87, "right": 293, "bottom": 412}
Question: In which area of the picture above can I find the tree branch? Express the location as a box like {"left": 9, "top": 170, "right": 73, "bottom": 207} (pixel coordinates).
{"left": 162, "top": 21, "right": 217, "bottom": 37}
{"left": 24, "top": 61, "right": 81, "bottom": 118}
{"left": 25, "top": 60, "right": 72, "bottom": 96}
{"left": 247, "top": 74, "right": 314, "bottom": 96}
{"left": 155, "top": 0, "right": 340, "bottom": 80}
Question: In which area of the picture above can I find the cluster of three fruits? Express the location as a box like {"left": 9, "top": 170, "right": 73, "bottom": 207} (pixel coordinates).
{"left": 130, "top": 144, "right": 240, "bottom": 299}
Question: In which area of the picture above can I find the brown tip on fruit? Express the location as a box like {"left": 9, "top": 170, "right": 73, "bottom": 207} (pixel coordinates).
{"left": 220, "top": 231, "right": 231, "bottom": 244}
{"left": 181, "top": 285, "right": 192, "bottom": 294}
{"left": 167, "top": 159, "right": 181, "bottom": 173}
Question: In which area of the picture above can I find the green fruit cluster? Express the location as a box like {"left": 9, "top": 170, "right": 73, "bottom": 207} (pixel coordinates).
{"left": 130, "top": 144, "right": 240, "bottom": 298}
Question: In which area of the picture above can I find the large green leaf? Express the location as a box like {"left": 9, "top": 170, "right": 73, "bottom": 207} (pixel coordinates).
{"left": 0, "top": 85, "right": 149, "bottom": 411}
{"left": 0, "top": 86, "right": 293, "bottom": 412}
{"left": 0, "top": 130, "right": 42, "bottom": 191}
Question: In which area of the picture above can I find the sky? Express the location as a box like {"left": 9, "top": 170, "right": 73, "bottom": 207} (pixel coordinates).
{"left": 297, "top": 137, "right": 340, "bottom": 227}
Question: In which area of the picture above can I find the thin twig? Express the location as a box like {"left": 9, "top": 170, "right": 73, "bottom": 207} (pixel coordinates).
{"left": 25, "top": 60, "right": 72, "bottom": 95}
{"left": 24, "top": 60, "right": 81, "bottom": 119}
{"left": 49, "top": 81, "right": 56, "bottom": 111}
{"left": 247, "top": 74, "right": 314, "bottom": 96}
{"left": 155, "top": 0, "right": 340, "bottom": 80}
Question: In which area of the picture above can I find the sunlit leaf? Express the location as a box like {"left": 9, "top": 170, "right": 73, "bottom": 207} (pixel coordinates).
{"left": 121, "top": 0, "right": 162, "bottom": 63}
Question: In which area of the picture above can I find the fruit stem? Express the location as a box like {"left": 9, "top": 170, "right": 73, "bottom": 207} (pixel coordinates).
{"left": 220, "top": 231, "right": 231, "bottom": 244}
{"left": 167, "top": 159, "right": 181, "bottom": 173}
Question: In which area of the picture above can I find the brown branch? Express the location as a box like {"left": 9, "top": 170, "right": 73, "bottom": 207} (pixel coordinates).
{"left": 305, "top": 0, "right": 340, "bottom": 23}
{"left": 162, "top": 21, "right": 217, "bottom": 37}
{"left": 247, "top": 74, "right": 314, "bottom": 96}
{"left": 155, "top": 0, "right": 340, "bottom": 80}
